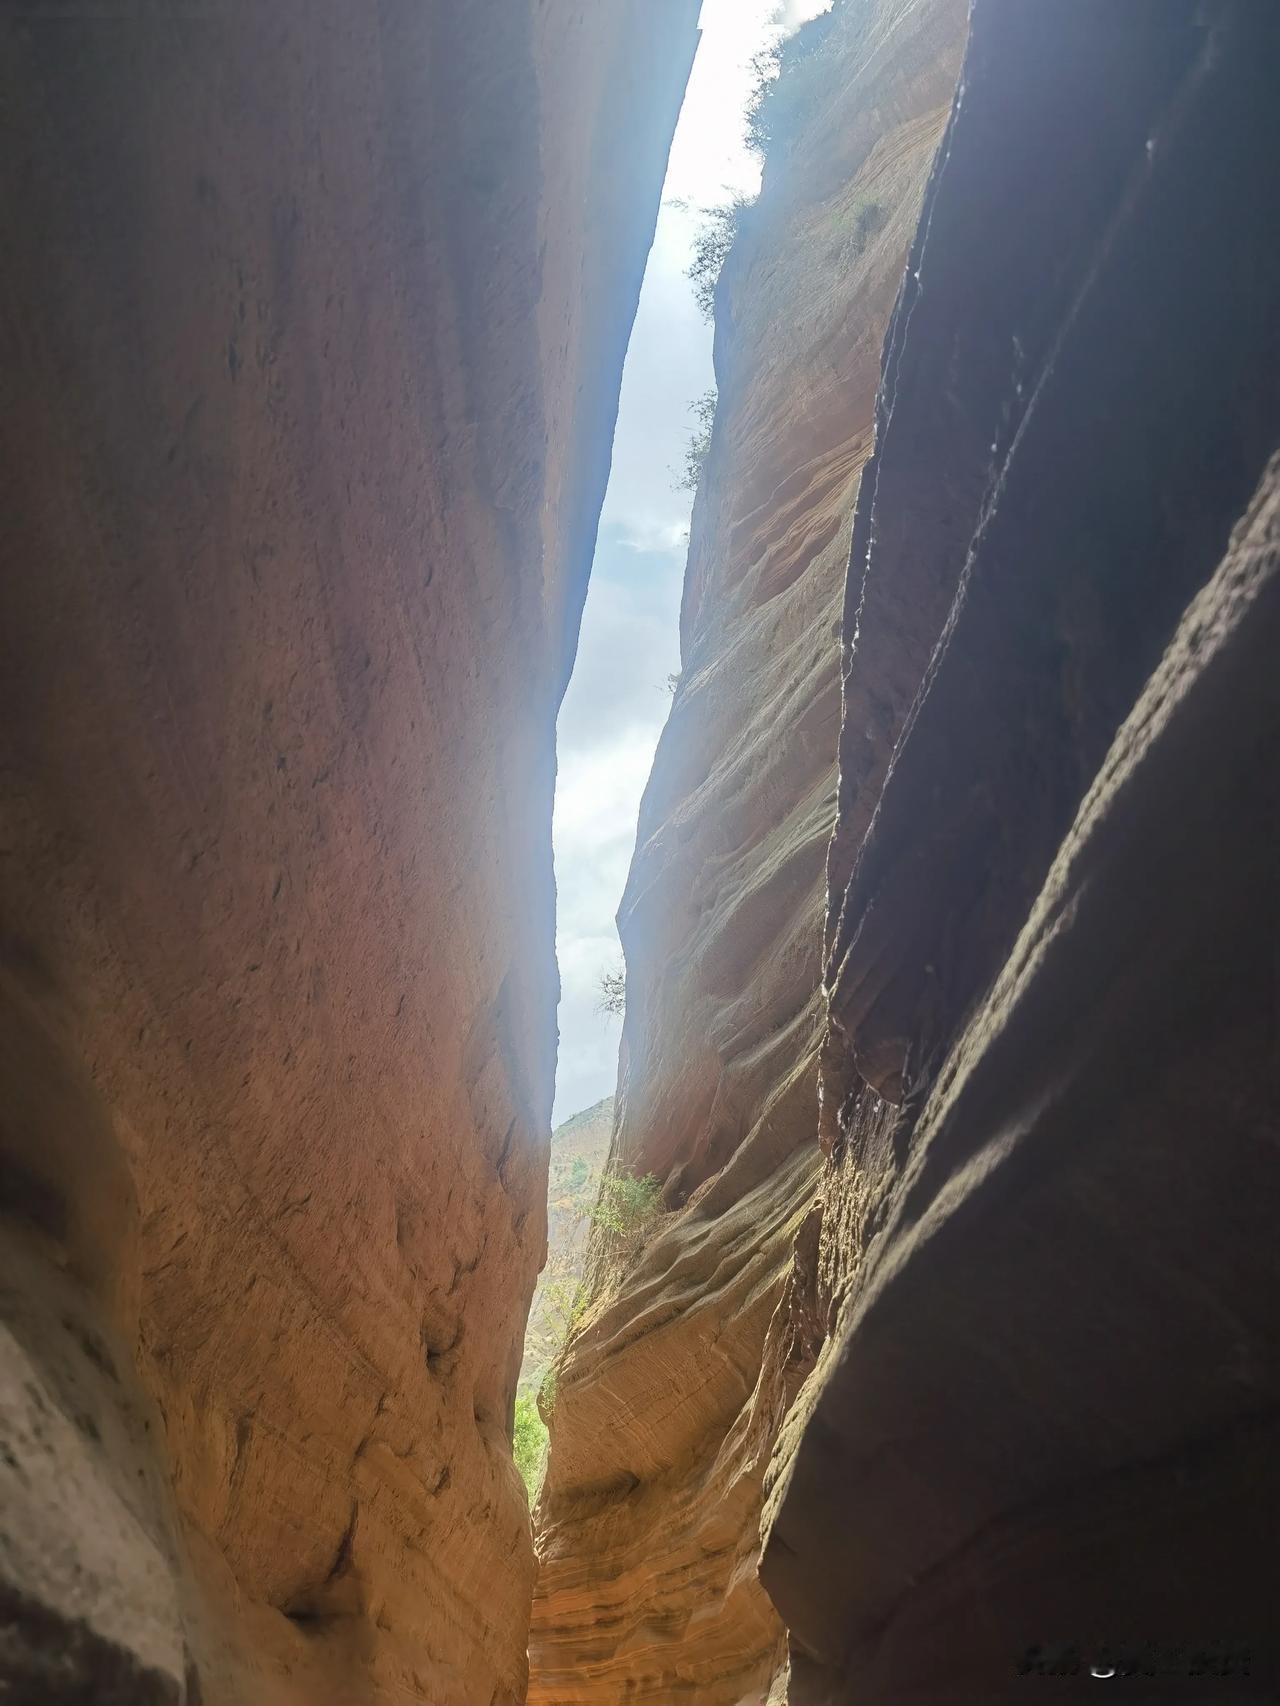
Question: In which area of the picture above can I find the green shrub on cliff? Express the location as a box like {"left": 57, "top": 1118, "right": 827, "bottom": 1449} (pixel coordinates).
{"left": 687, "top": 198, "right": 753, "bottom": 320}
{"left": 513, "top": 1392, "right": 548, "bottom": 1504}
{"left": 590, "top": 1169, "right": 662, "bottom": 1240}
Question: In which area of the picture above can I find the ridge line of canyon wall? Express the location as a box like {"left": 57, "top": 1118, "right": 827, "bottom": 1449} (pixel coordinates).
{"left": 530, "top": 4, "right": 967, "bottom": 1699}
{"left": 535, "top": 3, "right": 1280, "bottom": 1702}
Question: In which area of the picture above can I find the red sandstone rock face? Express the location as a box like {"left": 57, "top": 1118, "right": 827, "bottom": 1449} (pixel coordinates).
{"left": 0, "top": 6, "right": 696, "bottom": 1702}
{"left": 762, "top": 4, "right": 1280, "bottom": 1700}
{"left": 530, "top": 6, "right": 966, "bottom": 1700}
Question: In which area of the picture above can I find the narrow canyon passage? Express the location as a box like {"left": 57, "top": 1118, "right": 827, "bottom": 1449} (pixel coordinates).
{"left": 531, "top": 2, "right": 969, "bottom": 1695}
{"left": 3, "top": 3, "right": 1279, "bottom": 1706}
{"left": 524, "top": 0, "right": 837, "bottom": 1508}
{"left": 532, "top": 0, "right": 1280, "bottom": 1701}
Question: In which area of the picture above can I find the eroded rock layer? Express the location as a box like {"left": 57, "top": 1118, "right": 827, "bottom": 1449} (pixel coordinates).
{"left": 530, "top": 5, "right": 966, "bottom": 1699}
{"left": 762, "top": 3, "right": 1280, "bottom": 1700}
{"left": 0, "top": 6, "right": 697, "bottom": 1702}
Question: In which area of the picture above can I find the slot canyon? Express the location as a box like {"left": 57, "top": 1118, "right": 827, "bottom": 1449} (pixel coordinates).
{"left": 1, "top": 3, "right": 1277, "bottom": 1705}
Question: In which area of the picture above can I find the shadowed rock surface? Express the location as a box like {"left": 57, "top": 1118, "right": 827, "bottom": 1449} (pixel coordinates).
{"left": 0, "top": 5, "right": 697, "bottom": 1702}
{"left": 530, "top": 4, "right": 966, "bottom": 1699}
{"left": 762, "top": 2, "right": 1280, "bottom": 1700}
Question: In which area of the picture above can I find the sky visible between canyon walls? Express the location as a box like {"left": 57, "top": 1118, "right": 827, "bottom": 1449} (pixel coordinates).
{"left": 552, "top": 0, "right": 829, "bottom": 1124}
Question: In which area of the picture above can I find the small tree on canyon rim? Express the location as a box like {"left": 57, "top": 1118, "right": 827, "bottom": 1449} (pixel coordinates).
{"left": 686, "top": 199, "right": 752, "bottom": 320}
{"left": 597, "top": 965, "right": 626, "bottom": 1018}
{"left": 674, "top": 388, "right": 717, "bottom": 494}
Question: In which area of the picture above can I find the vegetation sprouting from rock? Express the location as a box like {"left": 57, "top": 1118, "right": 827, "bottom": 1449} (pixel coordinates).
{"left": 514, "top": 1393, "right": 547, "bottom": 1503}
{"left": 674, "top": 388, "right": 718, "bottom": 493}
{"left": 589, "top": 1169, "right": 662, "bottom": 1242}
{"left": 686, "top": 198, "right": 753, "bottom": 321}
{"left": 514, "top": 1158, "right": 664, "bottom": 1505}
{"left": 823, "top": 192, "right": 890, "bottom": 273}
{"left": 744, "top": 4, "right": 842, "bottom": 161}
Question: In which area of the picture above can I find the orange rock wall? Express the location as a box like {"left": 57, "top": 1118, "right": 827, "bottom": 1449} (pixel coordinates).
{"left": 530, "top": 5, "right": 966, "bottom": 1700}
{"left": 0, "top": 6, "right": 697, "bottom": 1702}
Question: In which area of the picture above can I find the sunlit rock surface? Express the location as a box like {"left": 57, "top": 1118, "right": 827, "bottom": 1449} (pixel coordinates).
{"left": 0, "top": 5, "right": 697, "bottom": 1702}
{"left": 762, "top": 3, "right": 1280, "bottom": 1700}
{"left": 529, "top": 5, "right": 966, "bottom": 1699}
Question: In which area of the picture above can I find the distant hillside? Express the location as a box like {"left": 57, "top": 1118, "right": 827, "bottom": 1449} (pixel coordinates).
{"left": 520, "top": 1096, "right": 614, "bottom": 1393}
{"left": 547, "top": 1093, "right": 614, "bottom": 1166}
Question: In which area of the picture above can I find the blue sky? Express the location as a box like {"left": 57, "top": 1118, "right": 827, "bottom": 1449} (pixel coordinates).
{"left": 552, "top": 0, "right": 827, "bottom": 1125}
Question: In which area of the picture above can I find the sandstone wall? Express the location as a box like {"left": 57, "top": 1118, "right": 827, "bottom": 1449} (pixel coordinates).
{"left": 0, "top": 6, "right": 697, "bottom": 1702}
{"left": 762, "top": 3, "right": 1280, "bottom": 1699}
{"left": 530, "top": 5, "right": 966, "bottom": 1699}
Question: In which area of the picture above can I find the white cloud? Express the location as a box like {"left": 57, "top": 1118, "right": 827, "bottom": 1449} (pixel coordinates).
{"left": 552, "top": 733, "right": 659, "bottom": 1121}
